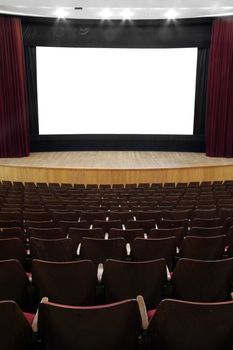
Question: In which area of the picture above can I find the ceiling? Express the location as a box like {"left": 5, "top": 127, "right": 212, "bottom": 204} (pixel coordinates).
{"left": 0, "top": 0, "right": 233, "bottom": 20}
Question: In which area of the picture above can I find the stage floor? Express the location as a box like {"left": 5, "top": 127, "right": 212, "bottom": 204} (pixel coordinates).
{"left": 0, "top": 151, "right": 233, "bottom": 169}
{"left": 0, "top": 152, "right": 233, "bottom": 184}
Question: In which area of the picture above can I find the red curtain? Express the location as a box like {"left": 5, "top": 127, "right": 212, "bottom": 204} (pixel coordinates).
{"left": 206, "top": 19, "right": 233, "bottom": 157}
{"left": 0, "top": 16, "right": 30, "bottom": 157}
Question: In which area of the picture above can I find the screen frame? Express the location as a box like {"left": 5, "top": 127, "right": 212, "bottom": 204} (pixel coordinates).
{"left": 36, "top": 46, "right": 198, "bottom": 136}
{"left": 23, "top": 17, "right": 212, "bottom": 152}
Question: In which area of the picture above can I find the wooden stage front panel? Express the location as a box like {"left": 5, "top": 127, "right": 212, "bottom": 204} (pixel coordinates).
{"left": 0, "top": 151, "right": 233, "bottom": 184}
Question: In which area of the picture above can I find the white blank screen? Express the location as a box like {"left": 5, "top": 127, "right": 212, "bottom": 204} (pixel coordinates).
{"left": 37, "top": 47, "right": 197, "bottom": 135}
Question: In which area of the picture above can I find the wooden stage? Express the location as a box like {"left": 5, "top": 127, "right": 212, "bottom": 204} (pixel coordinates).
{"left": 0, "top": 151, "right": 233, "bottom": 185}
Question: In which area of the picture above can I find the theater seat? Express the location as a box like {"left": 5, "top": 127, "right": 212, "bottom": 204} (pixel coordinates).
{"left": 131, "top": 237, "right": 176, "bottom": 271}
{"left": 68, "top": 228, "right": 104, "bottom": 250}
{"left": 103, "top": 259, "right": 167, "bottom": 309}
{"left": 147, "top": 299, "right": 233, "bottom": 350}
{"left": 0, "top": 238, "right": 26, "bottom": 265}
{"left": 0, "top": 300, "right": 32, "bottom": 350}
{"left": 28, "top": 227, "right": 66, "bottom": 240}
{"left": 32, "top": 259, "right": 96, "bottom": 305}
{"left": 149, "top": 227, "right": 185, "bottom": 248}
{"left": 80, "top": 237, "right": 127, "bottom": 267}
{"left": 108, "top": 228, "right": 145, "bottom": 244}
{"left": 0, "top": 227, "right": 27, "bottom": 244}
{"left": 30, "top": 238, "right": 76, "bottom": 262}
{"left": 0, "top": 259, "right": 31, "bottom": 309}
{"left": 179, "top": 235, "right": 226, "bottom": 260}
{"left": 171, "top": 258, "right": 233, "bottom": 302}
{"left": 38, "top": 298, "right": 143, "bottom": 350}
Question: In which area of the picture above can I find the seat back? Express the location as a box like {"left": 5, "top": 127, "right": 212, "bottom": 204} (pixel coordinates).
{"left": 187, "top": 226, "right": 224, "bottom": 237}
{"left": 28, "top": 227, "right": 66, "bottom": 240}
{"left": 191, "top": 208, "right": 218, "bottom": 219}
{"left": 0, "top": 238, "right": 26, "bottom": 264}
{"left": 179, "top": 235, "right": 226, "bottom": 260}
{"left": 149, "top": 227, "right": 185, "bottom": 248}
{"left": 108, "top": 211, "right": 134, "bottom": 224}
{"left": 131, "top": 237, "right": 176, "bottom": 271}
{"left": 25, "top": 220, "right": 56, "bottom": 229}
{"left": 162, "top": 209, "right": 192, "bottom": 220}
{"left": 0, "top": 300, "right": 32, "bottom": 350}
{"left": 172, "top": 258, "right": 233, "bottom": 302}
{"left": 132, "top": 210, "right": 162, "bottom": 222}
{"left": 92, "top": 220, "right": 122, "bottom": 232}
{"left": 148, "top": 299, "right": 233, "bottom": 350}
{"left": 30, "top": 238, "right": 76, "bottom": 262}
{"left": 32, "top": 259, "right": 96, "bottom": 305}
{"left": 125, "top": 220, "right": 156, "bottom": 233}
{"left": 80, "top": 238, "right": 126, "bottom": 266}
{"left": 38, "top": 299, "right": 142, "bottom": 350}
{"left": 190, "top": 217, "right": 222, "bottom": 228}
{"left": 68, "top": 228, "right": 104, "bottom": 249}
{"left": 0, "top": 211, "right": 22, "bottom": 222}
{"left": 0, "top": 227, "right": 26, "bottom": 244}
{"left": 0, "top": 219, "right": 23, "bottom": 228}
{"left": 80, "top": 211, "right": 107, "bottom": 224}
{"left": 0, "top": 259, "right": 28, "bottom": 306}
{"left": 157, "top": 219, "right": 189, "bottom": 230}
{"left": 52, "top": 211, "right": 78, "bottom": 222}
{"left": 109, "top": 228, "right": 144, "bottom": 244}
{"left": 23, "top": 211, "right": 52, "bottom": 221}
{"left": 104, "top": 259, "right": 167, "bottom": 308}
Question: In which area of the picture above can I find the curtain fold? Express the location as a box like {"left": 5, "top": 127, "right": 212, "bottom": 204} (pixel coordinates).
{"left": 206, "top": 19, "right": 233, "bottom": 157}
{"left": 193, "top": 48, "right": 209, "bottom": 135}
{"left": 24, "top": 47, "right": 39, "bottom": 135}
{"left": 0, "top": 16, "right": 30, "bottom": 157}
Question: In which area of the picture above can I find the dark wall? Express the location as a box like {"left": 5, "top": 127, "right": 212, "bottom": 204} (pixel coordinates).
{"left": 22, "top": 17, "right": 213, "bottom": 152}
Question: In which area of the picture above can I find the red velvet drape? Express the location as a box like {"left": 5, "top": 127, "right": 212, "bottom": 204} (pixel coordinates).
{"left": 206, "top": 19, "right": 233, "bottom": 157}
{"left": 0, "top": 16, "right": 30, "bottom": 157}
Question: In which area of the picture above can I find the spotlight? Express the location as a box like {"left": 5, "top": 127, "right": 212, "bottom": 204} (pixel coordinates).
{"left": 121, "top": 8, "right": 134, "bottom": 20}
{"left": 99, "top": 8, "right": 112, "bottom": 20}
{"left": 55, "top": 8, "right": 67, "bottom": 19}
{"left": 165, "top": 8, "right": 178, "bottom": 20}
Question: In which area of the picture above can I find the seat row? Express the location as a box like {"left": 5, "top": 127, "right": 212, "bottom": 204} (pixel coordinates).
{"left": 1, "top": 184, "right": 233, "bottom": 201}
{"left": 2, "top": 224, "right": 232, "bottom": 243}
{"left": 1, "top": 179, "right": 233, "bottom": 188}
{"left": 1, "top": 257, "right": 233, "bottom": 312}
{"left": 2, "top": 296, "right": 233, "bottom": 350}
{"left": 1, "top": 207, "right": 233, "bottom": 220}
{"left": 1, "top": 234, "right": 233, "bottom": 271}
